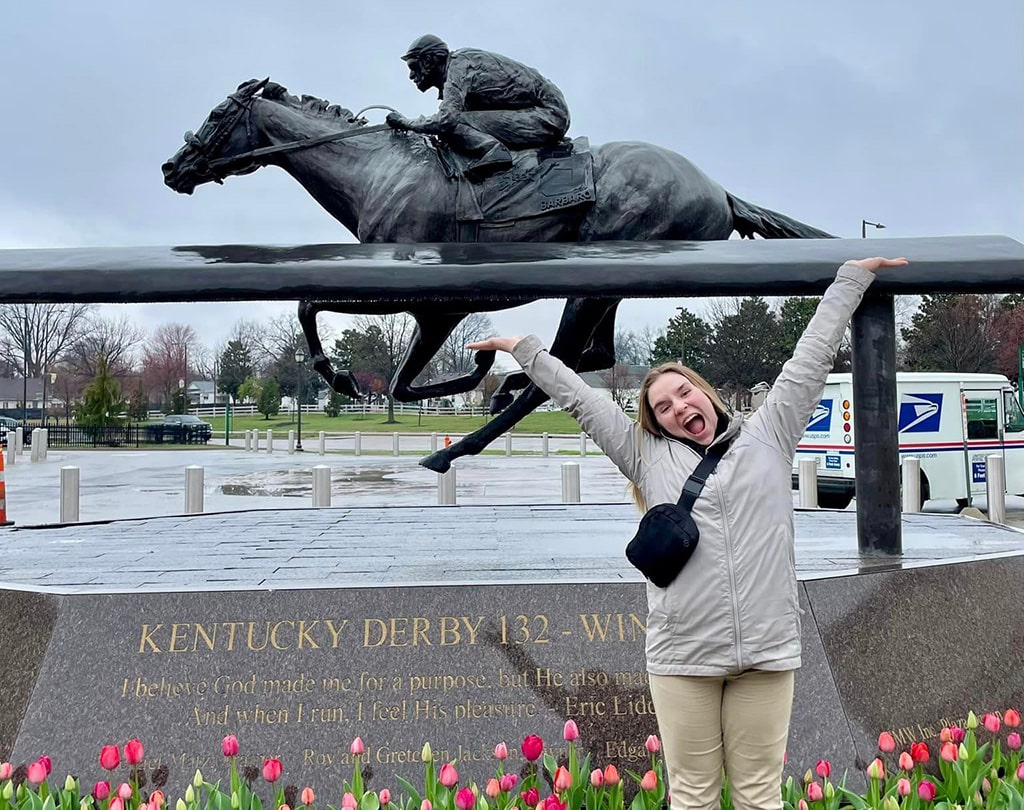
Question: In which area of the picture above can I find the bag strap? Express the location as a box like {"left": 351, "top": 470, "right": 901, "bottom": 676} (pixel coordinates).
{"left": 676, "top": 441, "right": 729, "bottom": 510}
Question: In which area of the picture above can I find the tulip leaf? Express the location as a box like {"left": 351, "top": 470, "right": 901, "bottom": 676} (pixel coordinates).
{"left": 394, "top": 777, "right": 421, "bottom": 806}
{"left": 835, "top": 786, "right": 869, "bottom": 810}
{"left": 251, "top": 795, "right": 263, "bottom": 810}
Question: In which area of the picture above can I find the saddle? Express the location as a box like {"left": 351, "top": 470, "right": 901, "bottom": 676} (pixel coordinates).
{"left": 435, "top": 138, "right": 596, "bottom": 229}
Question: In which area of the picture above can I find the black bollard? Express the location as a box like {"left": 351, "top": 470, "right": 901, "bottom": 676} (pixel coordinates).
{"left": 851, "top": 293, "right": 902, "bottom": 554}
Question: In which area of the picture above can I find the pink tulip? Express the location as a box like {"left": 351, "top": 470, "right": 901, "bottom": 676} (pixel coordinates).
{"left": 522, "top": 735, "right": 544, "bottom": 762}
{"left": 798, "top": 801, "right": 808, "bottom": 810}
{"left": 589, "top": 769, "right": 604, "bottom": 788}
{"left": 806, "top": 782, "right": 823, "bottom": 802}
{"left": 262, "top": 758, "right": 283, "bottom": 783}
{"left": 118, "top": 783, "right": 133, "bottom": 800}
{"left": 983, "top": 713, "right": 1001, "bottom": 733}
{"left": 301, "top": 788, "right": 315, "bottom": 806}
{"left": 602, "top": 765, "right": 619, "bottom": 786}
{"left": 940, "top": 742, "right": 958, "bottom": 762}
{"left": 814, "top": 760, "right": 830, "bottom": 779}
{"left": 520, "top": 788, "right": 539, "bottom": 807}
{"left": 640, "top": 771, "right": 658, "bottom": 792}
{"left": 150, "top": 791, "right": 166, "bottom": 808}
{"left": 93, "top": 782, "right": 111, "bottom": 800}
{"left": 485, "top": 780, "right": 500, "bottom": 799}
{"left": 877, "top": 732, "right": 896, "bottom": 753}
{"left": 499, "top": 774, "right": 517, "bottom": 792}
{"left": 100, "top": 745, "right": 121, "bottom": 770}
{"left": 542, "top": 797, "right": 566, "bottom": 810}
{"left": 939, "top": 727, "right": 952, "bottom": 743}
{"left": 1005, "top": 708, "right": 1022, "bottom": 727}
{"left": 378, "top": 789, "right": 390, "bottom": 806}
{"left": 350, "top": 737, "right": 364, "bottom": 756}
{"left": 898, "top": 752, "right": 914, "bottom": 771}
{"left": 918, "top": 781, "right": 937, "bottom": 802}
{"left": 1008, "top": 732, "right": 1022, "bottom": 751}
{"left": 279, "top": 805, "right": 291, "bottom": 810}
{"left": 562, "top": 720, "right": 579, "bottom": 742}
{"left": 950, "top": 727, "right": 965, "bottom": 744}
{"left": 455, "top": 787, "right": 475, "bottom": 810}
{"left": 553, "top": 766, "right": 572, "bottom": 793}
{"left": 342, "top": 794, "right": 357, "bottom": 809}
{"left": 982, "top": 778, "right": 992, "bottom": 795}
{"left": 38, "top": 757, "right": 52, "bottom": 776}
{"left": 222, "top": 735, "right": 239, "bottom": 757}
{"left": 1017, "top": 762, "right": 1024, "bottom": 781}
{"left": 897, "top": 779, "right": 911, "bottom": 797}
{"left": 0, "top": 762, "right": 11, "bottom": 780}
{"left": 493, "top": 742, "right": 508, "bottom": 761}
{"left": 645, "top": 735, "right": 660, "bottom": 753}
{"left": 27, "top": 761, "right": 47, "bottom": 785}
{"left": 125, "top": 739, "right": 144, "bottom": 765}
{"left": 420, "top": 801, "right": 432, "bottom": 810}
{"left": 866, "top": 758, "right": 885, "bottom": 780}
{"left": 439, "top": 763, "right": 459, "bottom": 788}
{"left": 110, "top": 799, "right": 124, "bottom": 810}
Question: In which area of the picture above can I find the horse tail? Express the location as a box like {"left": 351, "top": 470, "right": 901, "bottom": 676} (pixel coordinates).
{"left": 727, "top": 193, "right": 835, "bottom": 239}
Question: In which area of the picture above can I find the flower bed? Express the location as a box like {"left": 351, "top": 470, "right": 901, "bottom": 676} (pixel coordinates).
{"left": 2, "top": 712, "right": 1021, "bottom": 810}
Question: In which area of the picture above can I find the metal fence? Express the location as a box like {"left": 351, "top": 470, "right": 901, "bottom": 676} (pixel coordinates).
{"left": 15, "top": 423, "right": 212, "bottom": 448}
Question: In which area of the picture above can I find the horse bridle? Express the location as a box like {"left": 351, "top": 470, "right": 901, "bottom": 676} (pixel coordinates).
{"left": 183, "top": 89, "right": 391, "bottom": 183}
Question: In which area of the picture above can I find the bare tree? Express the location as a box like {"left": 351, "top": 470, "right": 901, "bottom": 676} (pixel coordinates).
{"left": 615, "top": 326, "right": 661, "bottom": 366}
{"left": 435, "top": 313, "right": 495, "bottom": 378}
{"left": 599, "top": 363, "right": 642, "bottom": 409}
{"left": 141, "top": 323, "right": 201, "bottom": 408}
{"left": 0, "top": 303, "right": 93, "bottom": 377}
{"left": 352, "top": 313, "right": 415, "bottom": 422}
{"left": 63, "top": 313, "right": 144, "bottom": 379}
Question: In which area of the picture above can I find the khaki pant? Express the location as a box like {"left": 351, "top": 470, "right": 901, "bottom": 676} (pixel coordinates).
{"left": 649, "top": 669, "right": 795, "bottom": 810}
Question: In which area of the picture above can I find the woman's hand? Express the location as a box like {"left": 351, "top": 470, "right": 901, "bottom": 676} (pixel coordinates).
{"left": 849, "top": 257, "right": 909, "bottom": 272}
{"left": 467, "top": 336, "right": 523, "bottom": 354}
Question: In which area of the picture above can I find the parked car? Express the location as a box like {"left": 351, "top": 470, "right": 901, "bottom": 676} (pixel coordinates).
{"left": 147, "top": 414, "right": 213, "bottom": 444}
{"left": 0, "top": 416, "right": 19, "bottom": 448}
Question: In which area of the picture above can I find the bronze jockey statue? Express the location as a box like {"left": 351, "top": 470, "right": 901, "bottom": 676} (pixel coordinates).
{"left": 386, "top": 35, "right": 571, "bottom": 182}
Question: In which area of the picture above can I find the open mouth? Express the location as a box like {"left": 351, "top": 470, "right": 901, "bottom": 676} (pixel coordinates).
{"left": 684, "top": 413, "right": 706, "bottom": 435}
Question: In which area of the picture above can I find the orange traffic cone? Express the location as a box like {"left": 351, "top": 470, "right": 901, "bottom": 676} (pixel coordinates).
{"left": 0, "top": 450, "right": 12, "bottom": 526}
{"left": 444, "top": 435, "right": 452, "bottom": 448}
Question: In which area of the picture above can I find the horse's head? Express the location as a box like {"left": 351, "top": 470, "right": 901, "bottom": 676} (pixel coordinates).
{"left": 162, "top": 78, "right": 270, "bottom": 194}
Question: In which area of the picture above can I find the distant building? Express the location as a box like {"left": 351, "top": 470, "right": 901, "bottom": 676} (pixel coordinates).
{"left": 187, "top": 380, "right": 229, "bottom": 406}
{"left": 0, "top": 377, "right": 64, "bottom": 414}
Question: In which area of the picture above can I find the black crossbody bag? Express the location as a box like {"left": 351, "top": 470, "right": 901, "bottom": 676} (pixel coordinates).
{"left": 625, "top": 441, "right": 729, "bottom": 588}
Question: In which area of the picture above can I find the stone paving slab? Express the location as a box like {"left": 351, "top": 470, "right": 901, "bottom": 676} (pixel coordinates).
{"left": 1, "top": 503, "right": 1022, "bottom": 593}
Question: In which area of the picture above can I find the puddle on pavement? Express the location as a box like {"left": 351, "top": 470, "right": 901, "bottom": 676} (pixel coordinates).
{"left": 219, "top": 466, "right": 423, "bottom": 497}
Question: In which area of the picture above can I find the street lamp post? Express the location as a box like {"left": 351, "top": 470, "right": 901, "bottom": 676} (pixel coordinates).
{"left": 675, "top": 306, "right": 686, "bottom": 364}
{"left": 294, "top": 346, "right": 306, "bottom": 451}
{"left": 42, "top": 370, "right": 56, "bottom": 426}
{"left": 861, "top": 219, "right": 885, "bottom": 238}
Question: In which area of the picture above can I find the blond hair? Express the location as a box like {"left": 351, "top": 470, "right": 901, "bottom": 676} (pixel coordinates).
{"left": 628, "top": 364, "right": 728, "bottom": 513}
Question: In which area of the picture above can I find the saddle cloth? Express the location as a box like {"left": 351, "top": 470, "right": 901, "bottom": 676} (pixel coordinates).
{"left": 442, "top": 137, "right": 596, "bottom": 224}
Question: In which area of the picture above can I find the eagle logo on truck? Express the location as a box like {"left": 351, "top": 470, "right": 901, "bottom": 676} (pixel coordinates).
{"left": 806, "top": 400, "right": 832, "bottom": 431}
{"left": 898, "top": 393, "right": 943, "bottom": 433}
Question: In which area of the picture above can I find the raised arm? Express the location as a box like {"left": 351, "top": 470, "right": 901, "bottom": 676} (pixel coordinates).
{"left": 468, "top": 335, "right": 645, "bottom": 481}
{"left": 750, "top": 257, "right": 908, "bottom": 459}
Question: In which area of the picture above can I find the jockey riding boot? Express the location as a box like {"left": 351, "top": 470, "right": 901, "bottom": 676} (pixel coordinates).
{"left": 450, "top": 124, "right": 513, "bottom": 182}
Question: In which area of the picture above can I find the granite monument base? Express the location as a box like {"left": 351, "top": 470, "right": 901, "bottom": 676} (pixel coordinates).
{"left": 2, "top": 555, "right": 1023, "bottom": 795}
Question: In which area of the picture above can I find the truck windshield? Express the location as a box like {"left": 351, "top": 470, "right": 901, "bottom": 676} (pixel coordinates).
{"left": 1004, "top": 391, "right": 1024, "bottom": 433}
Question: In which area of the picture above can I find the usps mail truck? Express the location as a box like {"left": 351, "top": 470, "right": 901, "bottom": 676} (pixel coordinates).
{"left": 792, "top": 373, "right": 1024, "bottom": 508}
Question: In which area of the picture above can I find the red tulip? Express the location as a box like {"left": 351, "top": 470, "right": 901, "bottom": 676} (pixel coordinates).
{"left": 950, "top": 727, "right": 965, "bottom": 744}
{"left": 38, "top": 757, "right": 52, "bottom": 776}
{"left": 520, "top": 788, "right": 539, "bottom": 807}
{"left": 439, "top": 763, "right": 458, "bottom": 788}
{"left": 640, "top": 771, "right": 658, "bottom": 792}
{"left": 877, "top": 732, "right": 895, "bottom": 753}
{"left": 918, "top": 781, "right": 937, "bottom": 801}
{"left": 645, "top": 735, "right": 660, "bottom": 753}
{"left": 910, "top": 742, "right": 930, "bottom": 763}
{"left": 814, "top": 760, "right": 830, "bottom": 779}
{"left": 93, "top": 782, "right": 111, "bottom": 800}
{"left": 125, "top": 739, "right": 144, "bottom": 766}
{"left": 27, "top": 762, "right": 47, "bottom": 785}
{"left": 898, "top": 752, "right": 914, "bottom": 771}
{"left": 499, "top": 774, "right": 517, "bottom": 792}
{"left": 553, "top": 766, "right": 572, "bottom": 793}
{"left": 262, "top": 758, "right": 283, "bottom": 783}
{"left": 983, "top": 713, "right": 1001, "bottom": 733}
{"left": 350, "top": 738, "right": 364, "bottom": 756}
{"left": 100, "top": 745, "right": 121, "bottom": 770}
{"left": 542, "top": 797, "right": 566, "bottom": 810}
{"left": 562, "top": 720, "right": 579, "bottom": 742}
{"left": 454, "top": 788, "right": 475, "bottom": 810}
{"left": 1008, "top": 732, "right": 1021, "bottom": 751}
{"left": 897, "top": 779, "right": 911, "bottom": 797}
{"left": 1005, "top": 708, "right": 1022, "bottom": 727}
{"left": 939, "top": 742, "right": 958, "bottom": 762}
{"left": 301, "top": 788, "right": 315, "bottom": 806}
{"left": 493, "top": 742, "right": 508, "bottom": 761}
{"left": 222, "top": 736, "right": 239, "bottom": 757}
{"left": 521, "top": 735, "right": 544, "bottom": 762}
{"left": 602, "top": 765, "right": 619, "bottom": 786}
{"left": 589, "top": 769, "right": 604, "bottom": 788}
{"left": 378, "top": 789, "right": 390, "bottom": 806}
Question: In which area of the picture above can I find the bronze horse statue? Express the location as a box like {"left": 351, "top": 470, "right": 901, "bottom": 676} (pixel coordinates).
{"left": 162, "top": 78, "right": 831, "bottom": 472}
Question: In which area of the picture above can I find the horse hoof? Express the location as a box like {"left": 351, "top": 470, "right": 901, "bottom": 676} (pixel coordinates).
{"left": 474, "top": 349, "right": 496, "bottom": 370}
{"left": 419, "top": 451, "right": 451, "bottom": 474}
{"left": 489, "top": 391, "right": 513, "bottom": 415}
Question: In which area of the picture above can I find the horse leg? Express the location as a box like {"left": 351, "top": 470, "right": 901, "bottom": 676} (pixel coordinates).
{"left": 421, "top": 298, "right": 618, "bottom": 473}
{"left": 297, "top": 300, "right": 364, "bottom": 398}
{"left": 391, "top": 312, "right": 497, "bottom": 402}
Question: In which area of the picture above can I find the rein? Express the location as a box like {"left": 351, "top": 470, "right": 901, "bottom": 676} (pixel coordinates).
{"left": 207, "top": 123, "right": 392, "bottom": 174}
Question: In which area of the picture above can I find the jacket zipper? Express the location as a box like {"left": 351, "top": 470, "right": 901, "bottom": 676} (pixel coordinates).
{"left": 715, "top": 482, "right": 744, "bottom": 671}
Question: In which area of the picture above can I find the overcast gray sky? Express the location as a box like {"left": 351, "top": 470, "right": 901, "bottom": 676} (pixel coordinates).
{"left": 2, "top": 0, "right": 1022, "bottom": 357}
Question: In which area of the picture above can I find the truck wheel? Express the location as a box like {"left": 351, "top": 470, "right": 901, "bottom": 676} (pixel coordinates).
{"left": 817, "top": 491, "right": 854, "bottom": 509}
{"left": 955, "top": 497, "right": 971, "bottom": 513}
